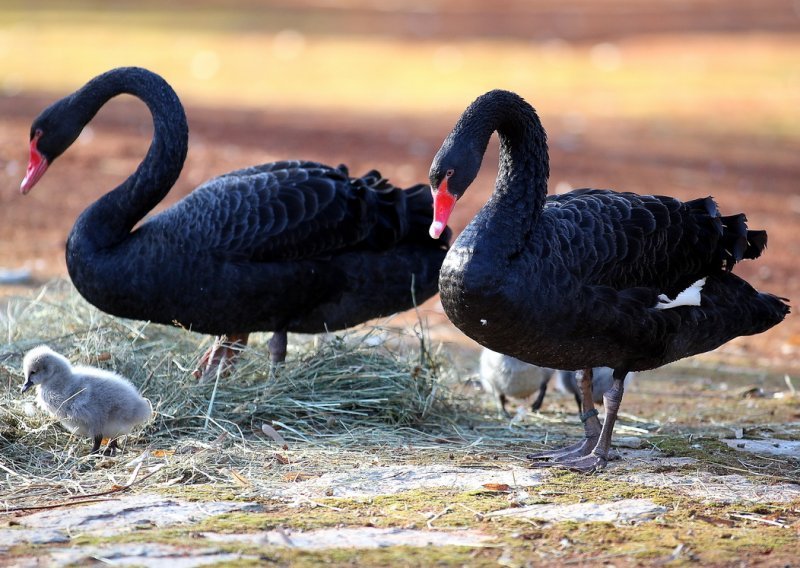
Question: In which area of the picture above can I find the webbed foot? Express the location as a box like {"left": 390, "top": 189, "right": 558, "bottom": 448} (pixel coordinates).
{"left": 526, "top": 435, "right": 599, "bottom": 462}
{"left": 534, "top": 452, "right": 609, "bottom": 474}
{"left": 193, "top": 333, "right": 249, "bottom": 380}
{"left": 103, "top": 439, "right": 120, "bottom": 456}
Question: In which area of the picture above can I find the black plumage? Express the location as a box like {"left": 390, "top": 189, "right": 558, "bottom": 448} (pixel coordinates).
{"left": 428, "top": 89, "right": 789, "bottom": 471}
{"left": 21, "top": 67, "right": 451, "bottom": 376}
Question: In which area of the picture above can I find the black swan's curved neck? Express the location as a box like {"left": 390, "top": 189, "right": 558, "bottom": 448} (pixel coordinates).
{"left": 70, "top": 67, "right": 188, "bottom": 249}
{"left": 458, "top": 90, "right": 549, "bottom": 226}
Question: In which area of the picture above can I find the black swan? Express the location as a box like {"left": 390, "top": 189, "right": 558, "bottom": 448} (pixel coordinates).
{"left": 20, "top": 67, "right": 451, "bottom": 377}
{"left": 428, "top": 90, "right": 789, "bottom": 472}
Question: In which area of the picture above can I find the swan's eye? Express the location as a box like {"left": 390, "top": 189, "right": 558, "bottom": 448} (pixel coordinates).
{"left": 445, "top": 169, "right": 454, "bottom": 178}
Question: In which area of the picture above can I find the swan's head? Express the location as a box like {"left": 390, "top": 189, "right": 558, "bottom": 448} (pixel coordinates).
{"left": 21, "top": 99, "right": 84, "bottom": 194}
{"left": 428, "top": 134, "right": 484, "bottom": 239}
{"left": 21, "top": 345, "right": 72, "bottom": 393}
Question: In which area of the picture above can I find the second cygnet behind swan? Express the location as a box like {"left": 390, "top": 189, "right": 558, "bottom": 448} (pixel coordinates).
{"left": 479, "top": 348, "right": 633, "bottom": 417}
{"left": 21, "top": 345, "right": 152, "bottom": 455}
{"left": 479, "top": 348, "right": 555, "bottom": 417}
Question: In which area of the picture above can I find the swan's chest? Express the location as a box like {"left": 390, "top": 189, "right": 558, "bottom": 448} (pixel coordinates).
{"left": 441, "top": 221, "right": 505, "bottom": 296}
{"left": 439, "top": 223, "right": 529, "bottom": 333}
{"left": 439, "top": 212, "right": 552, "bottom": 298}
{"left": 438, "top": 216, "right": 578, "bottom": 357}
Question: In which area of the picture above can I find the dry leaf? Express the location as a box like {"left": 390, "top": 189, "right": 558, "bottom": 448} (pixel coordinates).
{"left": 482, "top": 483, "right": 511, "bottom": 492}
{"left": 275, "top": 453, "right": 290, "bottom": 465}
{"left": 261, "top": 423, "right": 287, "bottom": 446}
{"left": 229, "top": 469, "right": 251, "bottom": 487}
{"left": 694, "top": 514, "right": 736, "bottom": 527}
{"left": 283, "top": 471, "right": 317, "bottom": 482}
{"left": 152, "top": 449, "right": 175, "bottom": 458}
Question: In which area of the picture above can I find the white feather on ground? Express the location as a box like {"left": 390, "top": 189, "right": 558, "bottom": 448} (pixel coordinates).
{"left": 21, "top": 345, "right": 152, "bottom": 454}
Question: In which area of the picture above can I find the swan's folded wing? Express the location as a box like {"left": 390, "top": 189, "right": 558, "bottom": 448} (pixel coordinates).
{"left": 151, "top": 161, "right": 381, "bottom": 261}
{"left": 544, "top": 189, "right": 728, "bottom": 297}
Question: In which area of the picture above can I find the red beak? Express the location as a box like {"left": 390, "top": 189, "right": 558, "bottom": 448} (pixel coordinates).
{"left": 20, "top": 133, "right": 48, "bottom": 195}
{"left": 429, "top": 178, "right": 457, "bottom": 239}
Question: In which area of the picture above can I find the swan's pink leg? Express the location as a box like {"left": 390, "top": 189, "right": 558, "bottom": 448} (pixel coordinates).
{"left": 193, "top": 333, "right": 249, "bottom": 379}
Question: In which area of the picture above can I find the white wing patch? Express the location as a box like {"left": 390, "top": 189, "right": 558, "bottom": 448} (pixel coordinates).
{"left": 655, "top": 277, "right": 707, "bottom": 310}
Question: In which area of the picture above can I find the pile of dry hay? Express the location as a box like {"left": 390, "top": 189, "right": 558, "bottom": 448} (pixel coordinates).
{"left": 1, "top": 281, "right": 519, "bottom": 506}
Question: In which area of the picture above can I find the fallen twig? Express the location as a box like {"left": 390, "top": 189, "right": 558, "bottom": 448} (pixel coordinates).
{"left": 729, "top": 512, "right": 788, "bottom": 527}
{"left": 426, "top": 505, "right": 453, "bottom": 528}
{"left": 709, "top": 462, "right": 800, "bottom": 484}
{"left": 563, "top": 549, "right": 648, "bottom": 565}
{"left": 1, "top": 497, "right": 120, "bottom": 514}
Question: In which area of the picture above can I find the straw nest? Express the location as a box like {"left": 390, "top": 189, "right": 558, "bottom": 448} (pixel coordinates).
{"left": 1, "top": 280, "right": 537, "bottom": 509}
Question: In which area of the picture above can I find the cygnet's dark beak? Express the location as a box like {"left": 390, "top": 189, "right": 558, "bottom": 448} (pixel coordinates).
{"left": 20, "top": 380, "right": 34, "bottom": 393}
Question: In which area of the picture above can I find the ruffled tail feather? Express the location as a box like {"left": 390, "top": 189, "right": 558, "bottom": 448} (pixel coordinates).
{"left": 347, "top": 168, "right": 451, "bottom": 249}
{"left": 688, "top": 196, "right": 769, "bottom": 271}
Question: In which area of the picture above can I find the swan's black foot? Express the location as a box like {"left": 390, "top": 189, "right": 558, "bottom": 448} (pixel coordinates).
{"left": 193, "top": 345, "right": 236, "bottom": 380}
{"left": 528, "top": 407, "right": 603, "bottom": 462}
{"left": 548, "top": 452, "right": 608, "bottom": 473}
{"left": 103, "top": 439, "right": 120, "bottom": 456}
{"left": 526, "top": 435, "right": 599, "bottom": 462}
{"left": 193, "top": 334, "right": 249, "bottom": 380}
{"left": 527, "top": 449, "right": 608, "bottom": 473}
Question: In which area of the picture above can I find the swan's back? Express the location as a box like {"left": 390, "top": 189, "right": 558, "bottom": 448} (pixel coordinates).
{"left": 146, "top": 161, "right": 447, "bottom": 261}
{"left": 68, "top": 160, "right": 450, "bottom": 336}
{"left": 540, "top": 190, "right": 761, "bottom": 296}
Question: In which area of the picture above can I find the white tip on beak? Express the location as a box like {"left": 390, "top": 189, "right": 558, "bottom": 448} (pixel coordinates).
{"left": 429, "top": 221, "right": 445, "bottom": 239}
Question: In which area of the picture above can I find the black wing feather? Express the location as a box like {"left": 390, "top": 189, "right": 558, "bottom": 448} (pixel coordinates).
{"left": 144, "top": 160, "right": 447, "bottom": 264}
